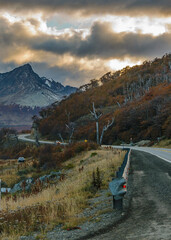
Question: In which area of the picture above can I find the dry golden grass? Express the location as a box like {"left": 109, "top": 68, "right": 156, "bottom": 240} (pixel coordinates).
{"left": 153, "top": 139, "right": 171, "bottom": 148}
{"left": 0, "top": 148, "right": 125, "bottom": 238}
{"left": 0, "top": 159, "right": 19, "bottom": 187}
{"left": 0, "top": 169, "right": 20, "bottom": 187}
{"left": 0, "top": 158, "right": 36, "bottom": 187}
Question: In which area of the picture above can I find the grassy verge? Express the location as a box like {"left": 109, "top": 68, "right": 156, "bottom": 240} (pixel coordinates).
{"left": 0, "top": 148, "right": 125, "bottom": 239}
{"left": 153, "top": 139, "right": 171, "bottom": 148}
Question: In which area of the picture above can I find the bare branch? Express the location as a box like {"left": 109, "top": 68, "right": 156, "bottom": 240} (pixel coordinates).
{"left": 66, "top": 122, "right": 76, "bottom": 144}
{"left": 90, "top": 102, "right": 102, "bottom": 120}
{"left": 100, "top": 118, "right": 114, "bottom": 145}
{"left": 58, "top": 133, "right": 64, "bottom": 143}
{"left": 90, "top": 102, "right": 103, "bottom": 144}
{"left": 117, "top": 102, "right": 121, "bottom": 108}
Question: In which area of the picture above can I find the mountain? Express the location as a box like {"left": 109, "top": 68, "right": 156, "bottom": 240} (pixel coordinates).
{"left": 0, "top": 64, "right": 77, "bottom": 129}
{"left": 0, "top": 64, "right": 77, "bottom": 107}
{"left": 37, "top": 53, "right": 171, "bottom": 143}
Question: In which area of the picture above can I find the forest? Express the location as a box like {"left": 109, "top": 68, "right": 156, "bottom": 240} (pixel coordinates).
{"left": 36, "top": 54, "right": 171, "bottom": 144}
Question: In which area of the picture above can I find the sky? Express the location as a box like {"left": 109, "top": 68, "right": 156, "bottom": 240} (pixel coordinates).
{"left": 0, "top": 1, "right": 171, "bottom": 87}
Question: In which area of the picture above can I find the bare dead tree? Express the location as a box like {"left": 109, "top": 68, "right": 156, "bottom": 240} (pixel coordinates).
{"left": 90, "top": 103, "right": 114, "bottom": 145}
{"left": 65, "top": 110, "right": 76, "bottom": 144}
{"left": 100, "top": 118, "right": 114, "bottom": 145}
{"left": 66, "top": 122, "right": 75, "bottom": 144}
{"left": 90, "top": 102, "right": 103, "bottom": 144}
{"left": 58, "top": 133, "right": 64, "bottom": 143}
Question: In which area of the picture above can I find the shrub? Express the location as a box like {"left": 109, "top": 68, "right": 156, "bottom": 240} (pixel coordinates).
{"left": 90, "top": 152, "right": 97, "bottom": 157}
{"left": 64, "top": 163, "right": 75, "bottom": 170}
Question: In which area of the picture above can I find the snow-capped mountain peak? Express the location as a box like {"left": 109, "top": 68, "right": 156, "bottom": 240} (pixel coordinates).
{"left": 0, "top": 64, "right": 77, "bottom": 107}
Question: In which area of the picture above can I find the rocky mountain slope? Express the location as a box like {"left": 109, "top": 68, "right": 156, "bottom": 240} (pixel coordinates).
{"left": 0, "top": 64, "right": 77, "bottom": 128}
{"left": 0, "top": 64, "right": 77, "bottom": 107}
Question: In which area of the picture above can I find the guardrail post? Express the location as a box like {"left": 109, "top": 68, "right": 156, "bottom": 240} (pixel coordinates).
{"left": 113, "top": 197, "right": 123, "bottom": 210}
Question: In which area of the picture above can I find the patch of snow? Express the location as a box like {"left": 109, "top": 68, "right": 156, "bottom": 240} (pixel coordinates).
{"left": 45, "top": 80, "right": 51, "bottom": 87}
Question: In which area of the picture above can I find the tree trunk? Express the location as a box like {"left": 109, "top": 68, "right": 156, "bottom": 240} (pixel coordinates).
{"left": 96, "top": 121, "right": 99, "bottom": 144}
{"left": 58, "top": 133, "right": 64, "bottom": 143}
{"left": 100, "top": 128, "right": 104, "bottom": 145}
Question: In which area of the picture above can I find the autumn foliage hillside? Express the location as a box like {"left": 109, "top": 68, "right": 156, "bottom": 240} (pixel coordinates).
{"left": 37, "top": 54, "right": 171, "bottom": 143}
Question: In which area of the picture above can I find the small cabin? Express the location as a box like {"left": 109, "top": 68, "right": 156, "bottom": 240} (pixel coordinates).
{"left": 18, "top": 157, "right": 25, "bottom": 163}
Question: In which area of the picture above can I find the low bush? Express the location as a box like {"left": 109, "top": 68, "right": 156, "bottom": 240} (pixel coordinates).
{"left": 90, "top": 152, "right": 97, "bottom": 157}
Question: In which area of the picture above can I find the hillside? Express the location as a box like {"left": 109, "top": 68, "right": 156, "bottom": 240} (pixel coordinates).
{"left": 37, "top": 54, "right": 171, "bottom": 143}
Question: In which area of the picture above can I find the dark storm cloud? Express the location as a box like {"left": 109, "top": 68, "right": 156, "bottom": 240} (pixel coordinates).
{"left": 0, "top": 18, "right": 171, "bottom": 61}
{"left": 0, "top": 0, "right": 171, "bottom": 17}
{"left": 31, "top": 62, "right": 96, "bottom": 87}
{"left": 31, "top": 22, "right": 171, "bottom": 60}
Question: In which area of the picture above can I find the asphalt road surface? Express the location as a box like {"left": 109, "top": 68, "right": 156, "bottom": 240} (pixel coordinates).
{"left": 90, "top": 150, "right": 171, "bottom": 240}
{"left": 18, "top": 134, "right": 54, "bottom": 144}
{"left": 109, "top": 145, "right": 171, "bottom": 163}
{"left": 18, "top": 134, "right": 67, "bottom": 145}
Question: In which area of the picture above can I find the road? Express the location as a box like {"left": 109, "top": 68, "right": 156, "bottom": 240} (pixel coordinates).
{"left": 18, "top": 134, "right": 55, "bottom": 144}
{"left": 89, "top": 150, "right": 171, "bottom": 240}
{"left": 19, "top": 135, "right": 171, "bottom": 163}
{"left": 103, "top": 145, "right": 171, "bottom": 163}
{"left": 18, "top": 134, "right": 67, "bottom": 145}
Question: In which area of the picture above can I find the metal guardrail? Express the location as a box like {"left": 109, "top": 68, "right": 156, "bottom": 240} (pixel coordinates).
{"left": 109, "top": 148, "right": 131, "bottom": 210}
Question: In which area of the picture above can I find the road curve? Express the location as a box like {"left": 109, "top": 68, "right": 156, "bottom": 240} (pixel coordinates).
{"left": 18, "top": 134, "right": 68, "bottom": 145}
{"left": 131, "top": 146, "right": 171, "bottom": 163}
{"left": 18, "top": 134, "right": 55, "bottom": 144}
{"left": 102, "top": 145, "right": 171, "bottom": 163}
{"left": 90, "top": 150, "right": 171, "bottom": 240}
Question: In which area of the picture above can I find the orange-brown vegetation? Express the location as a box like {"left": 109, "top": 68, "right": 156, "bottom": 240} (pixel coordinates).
{"left": 37, "top": 54, "right": 171, "bottom": 143}
{"left": 0, "top": 142, "right": 98, "bottom": 169}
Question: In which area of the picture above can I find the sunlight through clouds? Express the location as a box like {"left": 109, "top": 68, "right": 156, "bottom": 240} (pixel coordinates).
{"left": 98, "top": 15, "right": 171, "bottom": 36}
{"left": 0, "top": 1, "right": 171, "bottom": 86}
{"left": 107, "top": 58, "right": 142, "bottom": 71}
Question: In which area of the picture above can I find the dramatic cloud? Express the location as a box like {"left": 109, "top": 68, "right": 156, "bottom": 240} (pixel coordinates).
{"left": 0, "top": 14, "right": 171, "bottom": 86}
{"left": 0, "top": 0, "right": 170, "bottom": 17}
{"left": 1, "top": 18, "right": 171, "bottom": 61}
{"left": 31, "top": 60, "right": 109, "bottom": 87}
{"left": 0, "top": 1, "right": 171, "bottom": 86}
